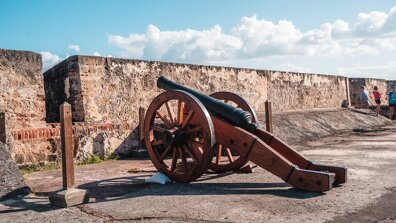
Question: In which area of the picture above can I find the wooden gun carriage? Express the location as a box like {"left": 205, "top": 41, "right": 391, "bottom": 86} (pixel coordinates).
{"left": 144, "top": 76, "right": 347, "bottom": 192}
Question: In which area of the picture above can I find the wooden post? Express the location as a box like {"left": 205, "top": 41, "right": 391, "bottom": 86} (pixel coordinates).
{"left": 60, "top": 103, "right": 74, "bottom": 189}
{"left": 138, "top": 107, "right": 145, "bottom": 146}
{"left": 265, "top": 101, "right": 273, "bottom": 133}
{"left": 49, "top": 103, "right": 88, "bottom": 207}
{"left": 0, "top": 112, "right": 5, "bottom": 144}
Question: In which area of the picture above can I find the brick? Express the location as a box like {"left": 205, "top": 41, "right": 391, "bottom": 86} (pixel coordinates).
{"left": 38, "top": 129, "right": 43, "bottom": 138}
{"left": 44, "top": 129, "right": 49, "bottom": 138}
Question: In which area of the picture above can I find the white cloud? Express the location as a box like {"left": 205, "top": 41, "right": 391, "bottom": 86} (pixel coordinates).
{"left": 109, "top": 24, "right": 242, "bottom": 62}
{"left": 108, "top": 5, "right": 396, "bottom": 79}
{"left": 233, "top": 16, "right": 304, "bottom": 57}
{"left": 108, "top": 34, "right": 146, "bottom": 58}
{"left": 93, "top": 51, "right": 101, "bottom": 56}
{"left": 68, "top": 44, "right": 80, "bottom": 52}
{"left": 354, "top": 11, "right": 388, "bottom": 35}
{"left": 40, "top": 51, "right": 61, "bottom": 71}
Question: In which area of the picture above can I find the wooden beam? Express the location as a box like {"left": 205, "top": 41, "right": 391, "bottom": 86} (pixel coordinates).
{"left": 212, "top": 116, "right": 337, "bottom": 192}
{"left": 139, "top": 107, "right": 145, "bottom": 146}
{"left": 60, "top": 103, "right": 74, "bottom": 189}
{"left": 264, "top": 101, "right": 273, "bottom": 133}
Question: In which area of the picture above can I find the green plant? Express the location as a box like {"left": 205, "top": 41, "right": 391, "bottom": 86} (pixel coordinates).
{"left": 19, "top": 162, "right": 61, "bottom": 175}
{"left": 19, "top": 154, "right": 120, "bottom": 175}
{"left": 77, "top": 153, "right": 119, "bottom": 165}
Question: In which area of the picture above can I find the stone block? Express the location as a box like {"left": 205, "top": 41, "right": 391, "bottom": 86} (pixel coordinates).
{"left": 0, "top": 142, "right": 31, "bottom": 201}
{"left": 14, "top": 153, "right": 26, "bottom": 163}
{"left": 49, "top": 188, "right": 88, "bottom": 208}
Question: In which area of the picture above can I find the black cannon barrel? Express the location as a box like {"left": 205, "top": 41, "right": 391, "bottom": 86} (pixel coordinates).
{"left": 157, "top": 76, "right": 257, "bottom": 131}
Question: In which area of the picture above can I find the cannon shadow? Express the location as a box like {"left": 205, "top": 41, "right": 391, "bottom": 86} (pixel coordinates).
{"left": 0, "top": 173, "right": 324, "bottom": 214}
{"left": 74, "top": 173, "right": 324, "bottom": 204}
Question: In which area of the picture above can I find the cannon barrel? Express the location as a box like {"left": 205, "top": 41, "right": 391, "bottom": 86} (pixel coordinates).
{"left": 157, "top": 76, "right": 257, "bottom": 131}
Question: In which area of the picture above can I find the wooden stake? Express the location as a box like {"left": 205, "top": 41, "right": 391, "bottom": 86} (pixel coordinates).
{"left": 265, "top": 101, "right": 273, "bottom": 133}
{"left": 0, "top": 112, "right": 5, "bottom": 144}
{"left": 139, "top": 107, "right": 145, "bottom": 146}
{"left": 60, "top": 103, "right": 74, "bottom": 189}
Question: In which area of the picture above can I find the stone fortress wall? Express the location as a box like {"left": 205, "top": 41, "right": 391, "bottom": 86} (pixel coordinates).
{"left": 0, "top": 48, "right": 394, "bottom": 165}
{"left": 44, "top": 55, "right": 350, "bottom": 125}
{"left": 0, "top": 49, "right": 45, "bottom": 130}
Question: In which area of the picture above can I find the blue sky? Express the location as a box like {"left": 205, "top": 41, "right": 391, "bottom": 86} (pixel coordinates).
{"left": 1, "top": 1, "right": 396, "bottom": 79}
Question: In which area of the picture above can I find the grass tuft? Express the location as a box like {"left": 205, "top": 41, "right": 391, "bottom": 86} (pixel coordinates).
{"left": 77, "top": 154, "right": 119, "bottom": 165}
{"left": 19, "top": 154, "right": 120, "bottom": 175}
{"left": 19, "top": 162, "right": 61, "bottom": 175}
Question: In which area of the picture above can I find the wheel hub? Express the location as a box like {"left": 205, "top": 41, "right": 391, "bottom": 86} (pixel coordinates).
{"left": 172, "top": 128, "right": 186, "bottom": 147}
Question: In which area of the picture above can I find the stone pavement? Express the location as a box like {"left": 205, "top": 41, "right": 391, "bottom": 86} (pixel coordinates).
{"left": 0, "top": 124, "right": 395, "bottom": 222}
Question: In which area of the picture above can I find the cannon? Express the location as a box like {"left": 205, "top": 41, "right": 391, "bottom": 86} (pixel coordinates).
{"left": 144, "top": 76, "right": 347, "bottom": 192}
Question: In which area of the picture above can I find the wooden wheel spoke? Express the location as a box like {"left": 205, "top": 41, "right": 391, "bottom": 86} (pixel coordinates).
{"left": 179, "top": 147, "right": 189, "bottom": 174}
{"left": 159, "top": 145, "right": 172, "bottom": 162}
{"left": 152, "top": 139, "right": 164, "bottom": 146}
{"left": 181, "top": 110, "right": 194, "bottom": 129}
{"left": 151, "top": 125, "right": 168, "bottom": 133}
{"left": 190, "top": 142, "right": 203, "bottom": 154}
{"left": 170, "top": 147, "right": 179, "bottom": 172}
{"left": 187, "top": 139, "right": 204, "bottom": 148}
{"left": 185, "top": 126, "right": 201, "bottom": 135}
{"left": 184, "top": 145, "right": 199, "bottom": 163}
{"left": 226, "top": 148, "right": 234, "bottom": 162}
{"left": 155, "top": 110, "right": 173, "bottom": 128}
{"left": 216, "top": 144, "right": 223, "bottom": 164}
{"left": 165, "top": 102, "right": 176, "bottom": 124}
{"left": 206, "top": 91, "right": 250, "bottom": 172}
{"left": 177, "top": 100, "right": 185, "bottom": 125}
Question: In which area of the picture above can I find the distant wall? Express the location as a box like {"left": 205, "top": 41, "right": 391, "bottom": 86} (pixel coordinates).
{"left": 267, "top": 71, "right": 348, "bottom": 111}
{"left": 387, "top": 80, "right": 396, "bottom": 93}
{"left": 349, "top": 78, "right": 388, "bottom": 106}
{"left": 0, "top": 49, "right": 45, "bottom": 132}
{"left": 44, "top": 56, "right": 350, "bottom": 125}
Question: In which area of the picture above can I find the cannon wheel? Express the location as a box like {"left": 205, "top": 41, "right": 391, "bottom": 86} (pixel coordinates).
{"left": 208, "top": 91, "right": 258, "bottom": 173}
{"left": 144, "top": 90, "right": 215, "bottom": 183}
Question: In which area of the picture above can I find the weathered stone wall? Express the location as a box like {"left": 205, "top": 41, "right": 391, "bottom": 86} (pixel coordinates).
{"left": 78, "top": 57, "right": 268, "bottom": 125}
{"left": 0, "top": 49, "right": 45, "bottom": 133}
{"left": 44, "top": 56, "right": 351, "bottom": 125}
{"left": 267, "top": 71, "right": 348, "bottom": 111}
{"left": 43, "top": 56, "right": 84, "bottom": 123}
{"left": 9, "top": 122, "right": 137, "bottom": 165}
{"left": 349, "top": 78, "right": 388, "bottom": 106}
